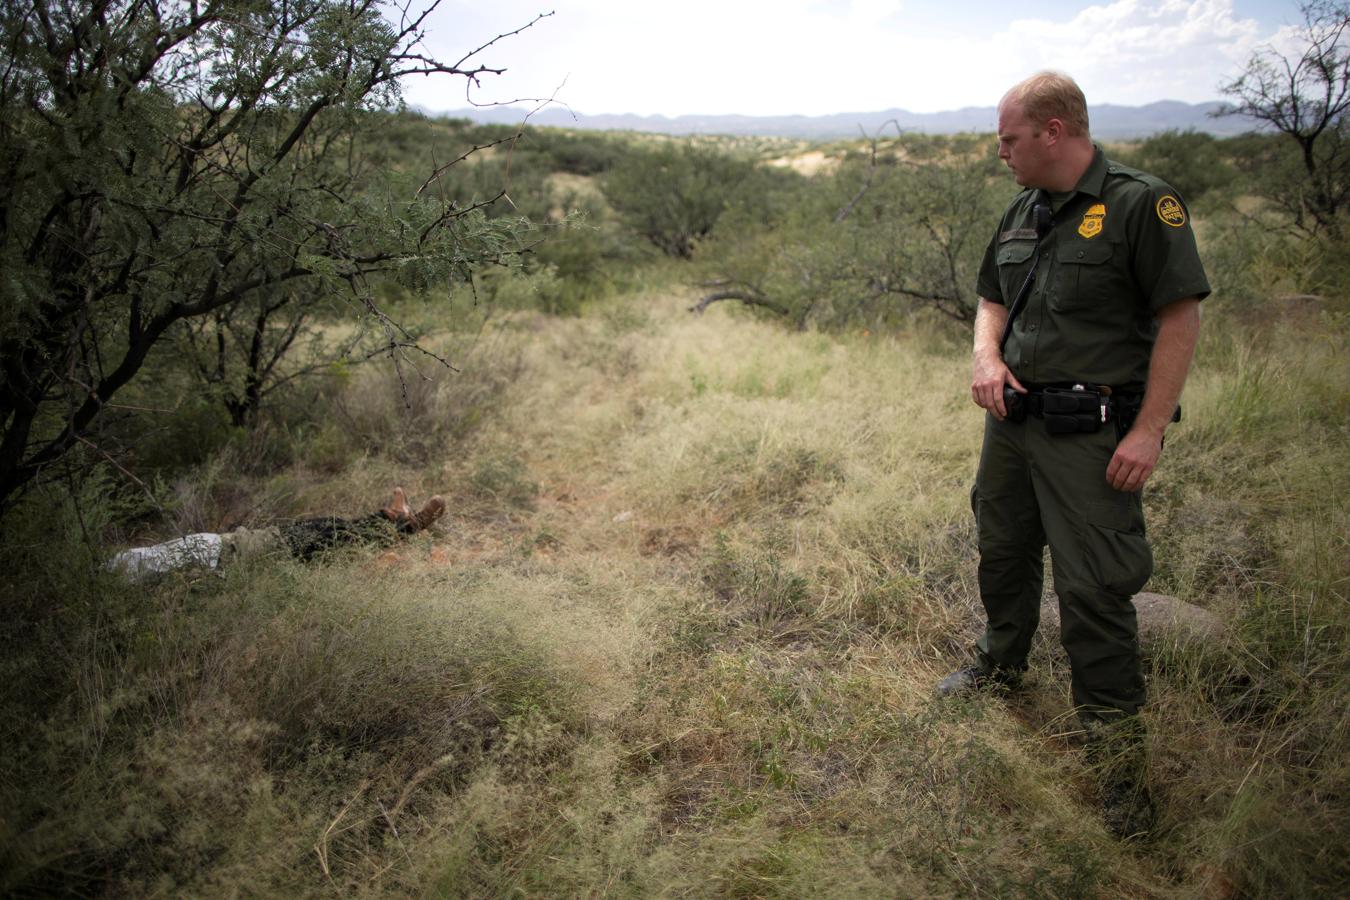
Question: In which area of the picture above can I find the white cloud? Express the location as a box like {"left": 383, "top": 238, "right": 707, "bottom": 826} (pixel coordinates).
{"left": 985, "top": 0, "right": 1267, "bottom": 108}
{"left": 398, "top": 0, "right": 1284, "bottom": 116}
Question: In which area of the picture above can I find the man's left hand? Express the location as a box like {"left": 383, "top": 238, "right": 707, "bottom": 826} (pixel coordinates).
{"left": 1106, "top": 429, "right": 1163, "bottom": 492}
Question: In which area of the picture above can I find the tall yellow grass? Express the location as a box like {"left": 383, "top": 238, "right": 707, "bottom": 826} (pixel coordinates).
{"left": 1, "top": 282, "right": 1345, "bottom": 897}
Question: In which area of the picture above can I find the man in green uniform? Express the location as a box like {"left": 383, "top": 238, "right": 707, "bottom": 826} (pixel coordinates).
{"left": 936, "top": 71, "right": 1209, "bottom": 837}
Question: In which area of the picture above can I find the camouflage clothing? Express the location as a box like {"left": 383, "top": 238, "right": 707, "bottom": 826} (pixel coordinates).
{"left": 112, "top": 511, "right": 408, "bottom": 581}
{"left": 222, "top": 513, "right": 410, "bottom": 564}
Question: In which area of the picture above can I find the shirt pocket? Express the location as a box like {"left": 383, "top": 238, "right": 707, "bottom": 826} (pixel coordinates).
{"left": 1051, "top": 241, "right": 1117, "bottom": 313}
{"left": 996, "top": 240, "right": 1037, "bottom": 305}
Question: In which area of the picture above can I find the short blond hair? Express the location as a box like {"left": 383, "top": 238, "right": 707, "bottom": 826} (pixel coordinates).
{"left": 1003, "top": 71, "right": 1090, "bottom": 137}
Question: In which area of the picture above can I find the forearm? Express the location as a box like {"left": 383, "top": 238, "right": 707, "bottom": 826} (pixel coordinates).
{"left": 971, "top": 298, "right": 1024, "bottom": 418}
{"left": 973, "top": 298, "right": 1008, "bottom": 364}
{"left": 1134, "top": 298, "right": 1201, "bottom": 438}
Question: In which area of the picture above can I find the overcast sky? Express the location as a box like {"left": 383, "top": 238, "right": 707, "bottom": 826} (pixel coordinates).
{"left": 396, "top": 1, "right": 1305, "bottom": 119}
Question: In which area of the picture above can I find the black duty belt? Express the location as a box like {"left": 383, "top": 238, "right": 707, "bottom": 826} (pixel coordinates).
{"left": 1003, "top": 383, "right": 1155, "bottom": 435}
{"left": 1004, "top": 383, "right": 1139, "bottom": 434}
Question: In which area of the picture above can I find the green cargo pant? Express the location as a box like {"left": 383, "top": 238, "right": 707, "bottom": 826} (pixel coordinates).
{"left": 971, "top": 412, "right": 1152, "bottom": 725}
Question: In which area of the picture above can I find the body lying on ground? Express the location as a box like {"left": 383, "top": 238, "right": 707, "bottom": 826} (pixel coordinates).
{"left": 108, "top": 488, "right": 444, "bottom": 582}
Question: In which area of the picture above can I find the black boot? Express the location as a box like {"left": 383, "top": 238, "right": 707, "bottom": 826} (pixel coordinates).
{"left": 934, "top": 664, "right": 1022, "bottom": 698}
{"left": 1084, "top": 715, "right": 1154, "bottom": 839}
{"left": 1101, "top": 774, "right": 1155, "bottom": 840}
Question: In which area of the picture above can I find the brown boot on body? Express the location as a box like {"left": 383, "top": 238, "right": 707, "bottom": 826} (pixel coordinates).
{"left": 414, "top": 496, "right": 445, "bottom": 531}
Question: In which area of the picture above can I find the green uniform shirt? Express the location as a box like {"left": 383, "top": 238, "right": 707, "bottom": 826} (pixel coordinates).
{"left": 976, "top": 147, "right": 1211, "bottom": 392}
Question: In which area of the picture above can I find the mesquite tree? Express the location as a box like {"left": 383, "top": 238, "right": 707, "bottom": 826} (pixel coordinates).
{"left": 0, "top": 0, "right": 538, "bottom": 510}
{"left": 696, "top": 133, "right": 1004, "bottom": 329}
{"left": 601, "top": 143, "right": 767, "bottom": 259}
{"left": 1219, "top": 1, "right": 1350, "bottom": 237}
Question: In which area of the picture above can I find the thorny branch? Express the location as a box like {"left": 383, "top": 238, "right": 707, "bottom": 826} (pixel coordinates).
{"left": 0, "top": 2, "right": 554, "bottom": 510}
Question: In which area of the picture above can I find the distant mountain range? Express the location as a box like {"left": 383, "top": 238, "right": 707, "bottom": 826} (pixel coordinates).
{"left": 425, "top": 100, "right": 1256, "bottom": 140}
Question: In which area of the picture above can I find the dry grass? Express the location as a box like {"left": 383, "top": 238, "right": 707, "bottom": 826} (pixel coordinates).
{"left": 2, "top": 282, "right": 1346, "bottom": 897}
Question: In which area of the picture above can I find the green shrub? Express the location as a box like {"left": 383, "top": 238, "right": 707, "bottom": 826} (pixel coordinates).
{"left": 703, "top": 133, "right": 1004, "bottom": 329}
{"left": 526, "top": 129, "right": 626, "bottom": 175}
{"left": 1118, "top": 129, "right": 1237, "bottom": 207}
{"left": 601, "top": 142, "right": 771, "bottom": 259}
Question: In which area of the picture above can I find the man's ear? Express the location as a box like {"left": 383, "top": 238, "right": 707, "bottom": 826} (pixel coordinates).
{"left": 1044, "top": 117, "right": 1064, "bottom": 144}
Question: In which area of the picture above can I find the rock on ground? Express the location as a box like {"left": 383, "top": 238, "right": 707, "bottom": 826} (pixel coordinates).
{"left": 1040, "top": 592, "right": 1226, "bottom": 644}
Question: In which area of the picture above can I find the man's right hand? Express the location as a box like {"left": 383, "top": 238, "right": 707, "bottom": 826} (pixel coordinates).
{"left": 970, "top": 297, "right": 1027, "bottom": 419}
{"left": 971, "top": 350, "right": 1026, "bottom": 420}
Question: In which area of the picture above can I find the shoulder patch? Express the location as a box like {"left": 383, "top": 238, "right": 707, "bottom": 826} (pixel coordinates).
{"left": 1156, "top": 195, "right": 1186, "bottom": 228}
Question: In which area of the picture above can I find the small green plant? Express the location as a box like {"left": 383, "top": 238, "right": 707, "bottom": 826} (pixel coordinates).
{"left": 702, "top": 536, "right": 813, "bottom": 638}
{"left": 469, "top": 454, "right": 539, "bottom": 510}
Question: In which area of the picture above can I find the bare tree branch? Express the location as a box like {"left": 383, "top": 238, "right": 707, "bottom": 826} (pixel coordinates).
{"left": 689, "top": 290, "right": 790, "bottom": 317}
{"left": 834, "top": 119, "right": 903, "bottom": 223}
{"left": 1218, "top": 1, "right": 1350, "bottom": 235}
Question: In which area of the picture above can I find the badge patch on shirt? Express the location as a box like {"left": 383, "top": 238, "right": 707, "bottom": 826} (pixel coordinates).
{"left": 1077, "top": 203, "right": 1106, "bottom": 239}
{"left": 1156, "top": 195, "right": 1186, "bottom": 227}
